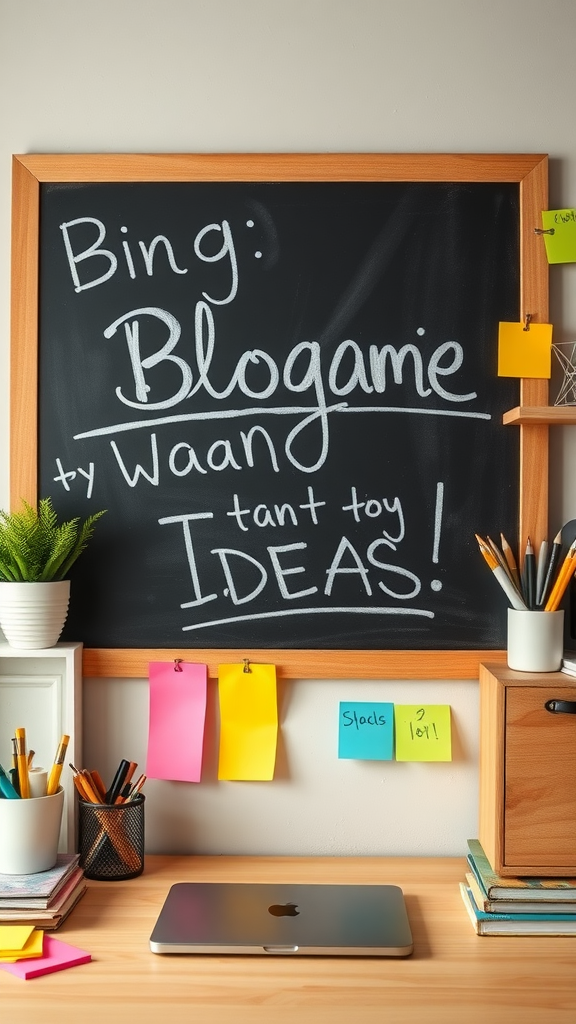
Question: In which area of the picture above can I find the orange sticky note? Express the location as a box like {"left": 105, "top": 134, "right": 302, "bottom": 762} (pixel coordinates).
{"left": 497, "top": 321, "right": 553, "bottom": 378}
{"left": 217, "top": 664, "right": 278, "bottom": 780}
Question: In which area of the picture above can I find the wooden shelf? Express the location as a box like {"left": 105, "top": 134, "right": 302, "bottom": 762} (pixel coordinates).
{"left": 503, "top": 405, "right": 576, "bottom": 425}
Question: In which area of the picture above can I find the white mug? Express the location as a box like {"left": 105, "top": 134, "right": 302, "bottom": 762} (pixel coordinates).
{"left": 0, "top": 787, "right": 64, "bottom": 874}
{"left": 507, "top": 609, "right": 564, "bottom": 672}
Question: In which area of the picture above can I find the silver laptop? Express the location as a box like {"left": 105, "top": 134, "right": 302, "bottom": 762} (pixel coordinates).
{"left": 149, "top": 882, "right": 413, "bottom": 956}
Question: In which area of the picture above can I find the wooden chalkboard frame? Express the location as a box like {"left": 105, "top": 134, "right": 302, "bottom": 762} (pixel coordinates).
{"left": 10, "top": 153, "right": 549, "bottom": 679}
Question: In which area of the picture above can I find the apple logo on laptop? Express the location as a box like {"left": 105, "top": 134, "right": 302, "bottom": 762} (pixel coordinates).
{"left": 268, "top": 902, "right": 299, "bottom": 917}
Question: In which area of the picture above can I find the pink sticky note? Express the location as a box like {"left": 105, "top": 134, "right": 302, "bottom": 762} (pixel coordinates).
{"left": 146, "top": 661, "right": 207, "bottom": 782}
{"left": 0, "top": 935, "right": 91, "bottom": 979}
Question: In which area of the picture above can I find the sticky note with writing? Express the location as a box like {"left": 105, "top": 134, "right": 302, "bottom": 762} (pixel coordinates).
{"left": 394, "top": 705, "right": 452, "bottom": 761}
{"left": 338, "top": 702, "right": 394, "bottom": 760}
{"left": 541, "top": 209, "right": 576, "bottom": 264}
{"left": 497, "top": 321, "right": 553, "bottom": 378}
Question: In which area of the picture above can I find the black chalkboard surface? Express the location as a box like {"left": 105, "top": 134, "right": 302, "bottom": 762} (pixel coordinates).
{"left": 36, "top": 176, "right": 519, "bottom": 650}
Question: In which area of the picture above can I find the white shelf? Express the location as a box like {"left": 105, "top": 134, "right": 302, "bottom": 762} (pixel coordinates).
{"left": 0, "top": 643, "right": 82, "bottom": 854}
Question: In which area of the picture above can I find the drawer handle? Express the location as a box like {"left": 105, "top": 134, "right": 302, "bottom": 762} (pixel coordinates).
{"left": 544, "top": 699, "right": 576, "bottom": 715}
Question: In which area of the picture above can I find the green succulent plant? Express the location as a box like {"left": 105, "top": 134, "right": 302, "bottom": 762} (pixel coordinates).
{"left": 0, "top": 498, "right": 106, "bottom": 582}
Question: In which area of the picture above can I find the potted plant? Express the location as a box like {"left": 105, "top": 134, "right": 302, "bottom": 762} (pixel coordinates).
{"left": 0, "top": 497, "right": 106, "bottom": 649}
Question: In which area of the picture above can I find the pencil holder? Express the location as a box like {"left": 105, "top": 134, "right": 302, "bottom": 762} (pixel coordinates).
{"left": 507, "top": 609, "right": 564, "bottom": 672}
{"left": 0, "top": 787, "right": 64, "bottom": 874}
{"left": 78, "top": 796, "right": 144, "bottom": 880}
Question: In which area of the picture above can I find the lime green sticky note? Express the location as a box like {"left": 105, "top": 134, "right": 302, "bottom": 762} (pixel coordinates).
{"left": 497, "top": 321, "right": 553, "bottom": 378}
{"left": 394, "top": 705, "right": 452, "bottom": 761}
{"left": 541, "top": 210, "right": 576, "bottom": 264}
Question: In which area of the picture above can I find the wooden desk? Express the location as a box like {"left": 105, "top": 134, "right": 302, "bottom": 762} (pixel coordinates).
{"left": 1, "top": 856, "right": 574, "bottom": 1024}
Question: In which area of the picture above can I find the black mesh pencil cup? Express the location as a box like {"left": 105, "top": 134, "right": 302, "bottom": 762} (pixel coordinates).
{"left": 78, "top": 795, "right": 145, "bottom": 880}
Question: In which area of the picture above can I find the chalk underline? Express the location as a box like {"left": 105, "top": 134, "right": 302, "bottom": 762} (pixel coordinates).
{"left": 182, "top": 605, "right": 435, "bottom": 632}
{"left": 74, "top": 404, "right": 490, "bottom": 440}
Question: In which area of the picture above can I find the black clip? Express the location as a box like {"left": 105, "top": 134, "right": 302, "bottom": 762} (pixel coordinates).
{"left": 174, "top": 658, "right": 183, "bottom": 672}
{"left": 523, "top": 313, "right": 532, "bottom": 332}
{"left": 243, "top": 658, "right": 251, "bottom": 674}
{"left": 534, "top": 227, "right": 555, "bottom": 235}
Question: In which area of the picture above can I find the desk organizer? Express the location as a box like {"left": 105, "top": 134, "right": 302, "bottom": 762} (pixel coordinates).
{"left": 78, "top": 795, "right": 144, "bottom": 880}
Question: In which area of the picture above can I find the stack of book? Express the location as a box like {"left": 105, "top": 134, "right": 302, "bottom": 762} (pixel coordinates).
{"left": 460, "top": 839, "right": 576, "bottom": 935}
{"left": 0, "top": 853, "right": 86, "bottom": 931}
{"left": 561, "top": 651, "right": 576, "bottom": 677}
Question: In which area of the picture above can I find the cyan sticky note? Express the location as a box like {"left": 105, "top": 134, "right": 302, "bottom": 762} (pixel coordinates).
{"left": 541, "top": 209, "right": 576, "bottom": 264}
{"left": 394, "top": 705, "right": 452, "bottom": 761}
{"left": 338, "top": 702, "right": 394, "bottom": 760}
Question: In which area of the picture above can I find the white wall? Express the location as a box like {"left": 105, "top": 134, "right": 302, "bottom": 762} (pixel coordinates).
{"left": 1, "top": 0, "right": 576, "bottom": 855}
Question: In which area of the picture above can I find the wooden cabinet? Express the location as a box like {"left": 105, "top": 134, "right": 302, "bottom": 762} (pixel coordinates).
{"left": 479, "top": 662, "right": 576, "bottom": 876}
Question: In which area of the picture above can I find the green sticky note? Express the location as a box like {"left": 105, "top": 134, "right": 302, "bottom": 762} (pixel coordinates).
{"left": 338, "top": 702, "right": 394, "bottom": 760}
{"left": 541, "top": 210, "right": 576, "bottom": 264}
{"left": 394, "top": 705, "right": 452, "bottom": 761}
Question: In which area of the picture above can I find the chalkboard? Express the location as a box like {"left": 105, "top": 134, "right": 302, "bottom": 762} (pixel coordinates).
{"left": 10, "top": 154, "right": 549, "bottom": 678}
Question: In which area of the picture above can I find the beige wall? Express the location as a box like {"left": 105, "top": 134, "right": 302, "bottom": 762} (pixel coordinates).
{"left": 1, "top": 0, "right": 575, "bottom": 854}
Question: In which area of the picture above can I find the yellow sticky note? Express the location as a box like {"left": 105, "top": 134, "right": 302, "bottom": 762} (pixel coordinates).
{"left": 394, "top": 705, "right": 452, "bottom": 761}
{"left": 218, "top": 664, "right": 278, "bottom": 780}
{"left": 541, "top": 209, "right": 576, "bottom": 264}
{"left": 497, "top": 321, "right": 553, "bottom": 378}
{"left": 0, "top": 925, "right": 43, "bottom": 961}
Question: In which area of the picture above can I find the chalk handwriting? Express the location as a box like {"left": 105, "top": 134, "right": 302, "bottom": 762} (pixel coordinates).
{"left": 54, "top": 198, "right": 494, "bottom": 637}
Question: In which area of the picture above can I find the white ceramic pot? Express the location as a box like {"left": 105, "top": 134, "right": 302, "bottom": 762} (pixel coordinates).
{"left": 0, "top": 787, "right": 64, "bottom": 873}
{"left": 0, "top": 580, "right": 71, "bottom": 649}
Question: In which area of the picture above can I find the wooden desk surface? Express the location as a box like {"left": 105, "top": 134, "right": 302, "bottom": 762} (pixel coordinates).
{"left": 1, "top": 856, "right": 574, "bottom": 1024}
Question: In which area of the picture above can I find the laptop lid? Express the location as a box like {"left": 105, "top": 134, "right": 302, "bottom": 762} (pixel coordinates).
{"left": 149, "top": 882, "right": 413, "bottom": 957}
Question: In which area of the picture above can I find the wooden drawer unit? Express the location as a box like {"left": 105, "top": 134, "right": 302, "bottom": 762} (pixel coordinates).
{"left": 479, "top": 662, "right": 576, "bottom": 876}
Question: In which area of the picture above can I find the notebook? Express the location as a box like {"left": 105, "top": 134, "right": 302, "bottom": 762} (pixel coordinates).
{"left": 149, "top": 882, "right": 413, "bottom": 956}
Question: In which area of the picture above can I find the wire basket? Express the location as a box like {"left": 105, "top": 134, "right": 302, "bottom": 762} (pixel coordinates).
{"left": 78, "top": 795, "right": 144, "bottom": 880}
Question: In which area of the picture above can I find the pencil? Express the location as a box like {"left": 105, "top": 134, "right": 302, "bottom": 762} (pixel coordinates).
{"left": 544, "top": 540, "right": 576, "bottom": 612}
{"left": 46, "top": 734, "right": 69, "bottom": 795}
{"left": 535, "top": 539, "right": 549, "bottom": 609}
{"left": 69, "top": 763, "right": 101, "bottom": 803}
{"left": 475, "top": 535, "right": 528, "bottom": 611}
{"left": 538, "top": 530, "right": 562, "bottom": 607}
{"left": 522, "top": 537, "right": 537, "bottom": 609}
{"left": 14, "top": 727, "right": 30, "bottom": 799}
{"left": 500, "top": 534, "right": 522, "bottom": 593}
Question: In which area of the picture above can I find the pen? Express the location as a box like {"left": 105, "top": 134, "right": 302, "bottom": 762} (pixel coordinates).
{"left": 475, "top": 535, "right": 528, "bottom": 611}
{"left": 0, "top": 762, "right": 20, "bottom": 799}
{"left": 538, "top": 529, "right": 562, "bottom": 607}
{"left": 14, "top": 727, "right": 30, "bottom": 799}
{"left": 46, "top": 734, "right": 70, "bottom": 795}
{"left": 113, "top": 761, "right": 138, "bottom": 804}
{"left": 105, "top": 759, "right": 131, "bottom": 805}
